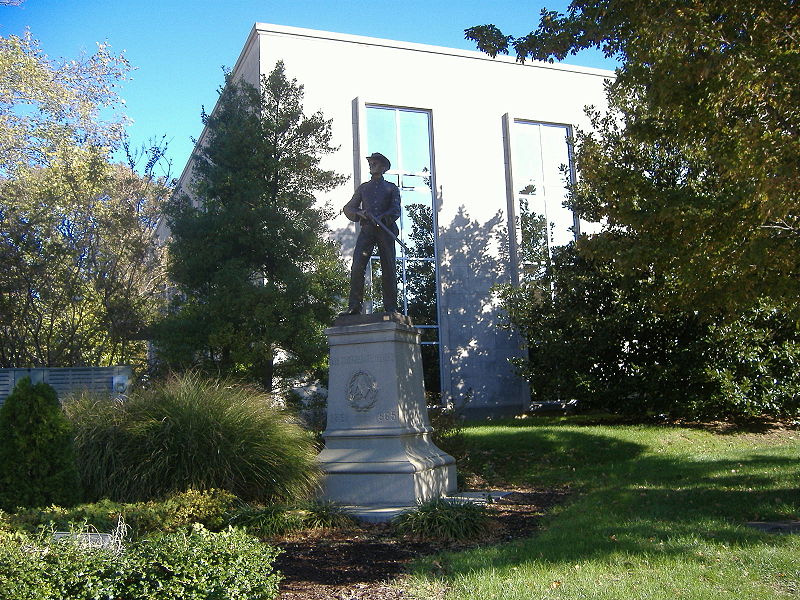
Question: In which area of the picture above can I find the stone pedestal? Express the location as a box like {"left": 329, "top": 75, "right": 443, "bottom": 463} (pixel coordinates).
{"left": 317, "top": 313, "right": 456, "bottom": 520}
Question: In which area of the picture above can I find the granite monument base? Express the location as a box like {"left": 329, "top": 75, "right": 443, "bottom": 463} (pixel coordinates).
{"left": 317, "top": 313, "right": 456, "bottom": 521}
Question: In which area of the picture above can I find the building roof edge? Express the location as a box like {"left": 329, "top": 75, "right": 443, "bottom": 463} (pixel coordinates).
{"left": 253, "top": 22, "right": 615, "bottom": 78}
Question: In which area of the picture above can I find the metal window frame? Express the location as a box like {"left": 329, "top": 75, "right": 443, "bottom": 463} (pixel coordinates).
{"left": 354, "top": 98, "right": 445, "bottom": 393}
{"left": 503, "top": 114, "right": 578, "bottom": 285}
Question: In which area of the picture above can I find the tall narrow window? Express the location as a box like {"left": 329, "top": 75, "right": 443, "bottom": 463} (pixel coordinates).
{"left": 509, "top": 119, "right": 577, "bottom": 279}
{"left": 364, "top": 105, "right": 440, "bottom": 395}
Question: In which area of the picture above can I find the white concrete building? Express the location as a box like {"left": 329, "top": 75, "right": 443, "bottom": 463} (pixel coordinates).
{"left": 176, "top": 23, "right": 613, "bottom": 418}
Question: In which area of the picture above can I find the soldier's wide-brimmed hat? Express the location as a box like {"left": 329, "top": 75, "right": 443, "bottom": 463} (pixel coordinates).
{"left": 366, "top": 152, "right": 391, "bottom": 172}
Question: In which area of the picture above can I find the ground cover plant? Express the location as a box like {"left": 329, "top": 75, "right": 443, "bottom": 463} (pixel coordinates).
{"left": 65, "top": 373, "right": 320, "bottom": 503}
{"left": 228, "top": 500, "right": 356, "bottom": 537}
{"left": 405, "top": 418, "right": 800, "bottom": 600}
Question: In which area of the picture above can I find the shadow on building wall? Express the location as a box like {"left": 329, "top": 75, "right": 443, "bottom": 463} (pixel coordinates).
{"left": 329, "top": 194, "right": 528, "bottom": 418}
{"left": 437, "top": 201, "right": 527, "bottom": 418}
{"left": 332, "top": 219, "right": 358, "bottom": 262}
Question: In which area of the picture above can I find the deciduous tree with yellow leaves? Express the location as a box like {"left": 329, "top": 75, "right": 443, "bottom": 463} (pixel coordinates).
{"left": 0, "top": 32, "right": 169, "bottom": 370}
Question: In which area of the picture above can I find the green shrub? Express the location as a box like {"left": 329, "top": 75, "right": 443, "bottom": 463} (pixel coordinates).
{"left": 0, "top": 510, "right": 12, "bottom": 532}
{"left": 9, "top": 489, "right": 238, "bottom": 538}
{"left": 124, "top": 525, "right": 281, "bottom": 599}
{"left": 0, "top": 524, "right": 281, "bottom": 600}
{"left": 0, "top": 378, "right": 81, "bottom": 510}
{"left": 0, "top": 528, "right": 120, "bottom": 599}
{"left": 392, "top": 498, "right": 491, "bottom": 541}
{"left": 498, "top": 244, "right": 800, "bottom": 420}
{"left": 65, "top": 372, "right": 321, "bottom": 502}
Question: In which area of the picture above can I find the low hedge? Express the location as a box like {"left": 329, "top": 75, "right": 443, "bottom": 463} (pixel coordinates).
{"left": 0, "top": 525, "right": 281, "bottom": 600}
{"left": 6, "top": 489, "right": 238, "bottom": 539}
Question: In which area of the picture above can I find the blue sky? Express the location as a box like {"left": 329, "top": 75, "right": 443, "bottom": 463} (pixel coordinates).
{"left": 2, "top": 0, "right": 617, "bottom": 175}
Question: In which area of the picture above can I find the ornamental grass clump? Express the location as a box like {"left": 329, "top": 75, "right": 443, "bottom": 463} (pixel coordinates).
{"left": 392, "top": 498, "right": 491, "bottom": 542}
{"left": 227, "top": 501, "right": 355, "bottom": 537}
{"left": 65, "top": 373, "right": 320, "bottom": 503}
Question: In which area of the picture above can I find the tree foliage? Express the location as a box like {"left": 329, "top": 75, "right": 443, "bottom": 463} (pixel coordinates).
{"left": 404, "top": 203, "right": 441, "bottom": 396}
{"left": 155, "top": 62, "right": 348, "bottom": 389}
{"left": 499, "top": 245, "right": 800, "bottom": 420}
{"left": 0, "top": 162, "right": 168, "bottom": 369}
{"left": 468, "top": 0, "right": 800, "bottom": 313}
{"left": 0, "top": 378, "right": 81, "bottom": 510}
{"left": 0, "top": 31, "right": 129, "bottom": 178}
{"left": 0, "top": 32, "right": 169, "bottom": 370}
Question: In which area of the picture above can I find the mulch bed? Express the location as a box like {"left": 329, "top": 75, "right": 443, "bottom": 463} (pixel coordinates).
{"left": 274, "top": 488, "right": 569, "bottom": 600}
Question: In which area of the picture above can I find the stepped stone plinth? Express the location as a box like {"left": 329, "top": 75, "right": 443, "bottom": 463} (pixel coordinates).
{"left": 317, "top": 313, "right": 456, "bottom": 521}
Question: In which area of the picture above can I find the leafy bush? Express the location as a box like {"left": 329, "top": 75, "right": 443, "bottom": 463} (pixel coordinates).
{"left": 124, "top": 525, "right": 281, "bottom": 599}
{"left": 498, "top": 244, "right": 800, "bottom": 420}
{"left": 392, "top": 498, "right": 491, "bottom": 541}
{"left": 0, "top": 378, "right": 81, "bottom": 510}
{"left": 0, "top": 528, "right": 120, "bottom": 599}
{"left": 0, "top": 510, "right": 12, "bottom": 532}
{"left": 8, "top": 489, "right": 238, "bottom": 538}
{"left": 65, "top": 372, "right": 321, "bottom": 502}
{"left": 0, "top": 524, "right": 281, "bottom": 600}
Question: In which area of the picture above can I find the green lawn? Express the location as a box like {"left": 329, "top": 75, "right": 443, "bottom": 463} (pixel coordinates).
{"left": 405, "top": 418, "right": 800, "bottom": 599}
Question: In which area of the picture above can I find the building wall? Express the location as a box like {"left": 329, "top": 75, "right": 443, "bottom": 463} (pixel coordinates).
{"left": 180, "top": 23, "right": 613, "bottom": 418}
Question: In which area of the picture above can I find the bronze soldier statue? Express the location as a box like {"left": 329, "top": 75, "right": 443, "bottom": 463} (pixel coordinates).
{"left": 342, "top": 152, "right": 401, "bottom": 315}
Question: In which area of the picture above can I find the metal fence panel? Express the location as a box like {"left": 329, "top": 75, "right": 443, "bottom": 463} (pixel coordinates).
{"left": 0, "top": 367, "right": 131, "bottom": 406}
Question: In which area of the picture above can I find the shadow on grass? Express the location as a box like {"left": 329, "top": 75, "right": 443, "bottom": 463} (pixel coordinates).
{"left": 430, "top": 423, "right": 800, "bottom": 576}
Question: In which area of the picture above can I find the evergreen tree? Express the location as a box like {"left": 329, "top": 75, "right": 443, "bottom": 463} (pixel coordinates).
{"left": 155, "top": 62, "right": 348, "bottom": 389}
{"left": 0, "top": 378, "right": 81, "bottom": 509}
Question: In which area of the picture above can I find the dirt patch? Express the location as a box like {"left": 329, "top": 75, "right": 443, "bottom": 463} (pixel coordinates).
{"left": 274, "top": 488, "right": 568, "bottom": 600}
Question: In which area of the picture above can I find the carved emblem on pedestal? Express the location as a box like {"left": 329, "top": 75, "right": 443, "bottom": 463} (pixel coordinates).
{"left": 347, "top": 370, "right": 378, "bottom": 412}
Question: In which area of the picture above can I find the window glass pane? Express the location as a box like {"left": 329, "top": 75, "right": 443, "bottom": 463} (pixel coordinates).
{"left": 398, "top": 110, "right": 431, "bottom": 174}
{"left": 512, "top": 120, "right": 576, "bottom": 273}
{"left": 513, "top": 122, "right": 543, "bottom": 196}
{"left": 420, "top": 343, "right": 441, "bottom": 396}
{"left": 403, "top": 202, "right": 434, "bottom": 258}
{"left": 365, "top": 105, "right": 440, "bottom": 396}
{"left": 518, "top": 196, "right": 550, "bottom": 280}
{"left": 367, "top": 256, "right": 386, "bottom": 313}
{"left": 366, "top": 107, "right": 398, "bottom": 169}
{"left": 399, "top": 174, "right": 430, "bottom": 192}
{"left": 539, "top": 123, "right": 574, "bottom": 247}
{"left": 402, "top": 259, "right": 437, "bottom": 325}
